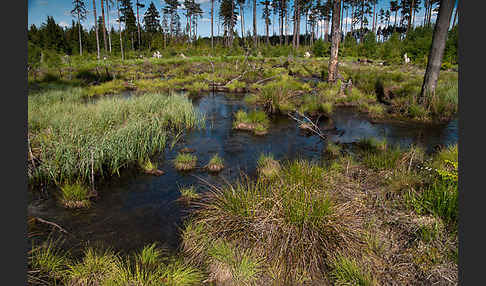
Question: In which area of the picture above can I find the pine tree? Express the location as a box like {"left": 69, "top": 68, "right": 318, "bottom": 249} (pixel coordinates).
{"left": 92, "top": 0, "right": 101, "bottom": 59}
{"left": 261, "top": 0, "right": 272, "bottom": 45}
{"left": 143, "top": 2, "right": 160, "bottom": 34}
{"left": 219, "top": 0, "right": 238, "bottom": 47}
{"left": 420, "top": 0, "right": 455, "bottom": 102}
{"left": 71, "top": 0, "right": 87, "bottom": 56}
{"left": 119, "top": 0, "right": 137, "bottom": 49}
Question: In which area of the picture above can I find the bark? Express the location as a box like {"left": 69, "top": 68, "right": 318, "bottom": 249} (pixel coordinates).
{"left": 266, "top": 13, "right": 270, "bottom": 44}
{"left": 408, "top": 0, "right": 414, "bottom": 32}
{"left": 452, "top": 2, "right": 458, "bottom": 27}
{"left": 117, "top": 0, "right": 124, "bottom": 60}
{"left": 372, "top": 1, "right": 376, "bottom": 33}
{"left": 101, "top": 0, "right": 108, "bottom": 52}
{"left": 211, "top": 0, "right": 214, "bottom": 49}
{"left": 107, "top": 0, "right": 112, "bottom": 53}
{"left": 240, "top": 5, "right": 245, "bottom": 39}
{"left": 328, "top": 0, "right": 341, "bottom": 83}
{"left": 420, "top": 0, "right": 455, "bottom": 102}
{"left": 253, "top": 0, "right": 257, "bottom": 47}
{"left": 93, "top": 0, "right": 100, "bottom": 59}
{"left": 324, "top": 19, "right": 329, "bottom": 41}
{"left": 77, "top": 13, "right": 83, "bottom": 56}
{"left": 136, "top": 0, "right": 141, "bottom": 49}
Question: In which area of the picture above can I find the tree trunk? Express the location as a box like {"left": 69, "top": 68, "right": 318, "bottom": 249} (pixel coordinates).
{"left": 107, "top": 0, "right": 112, "bottom": 53}
{"left": 266, "top": 13, "right": 270, "bottom": 45}
{"left": 419, "top": 0, "right": 455, "bottom": 103}
{"left": 93, "top": 0, "right": 100, "bottom": 59}
{"left": 372, "top": 1, "right": 376, "bottom": 33}
{"left": 408, "top": 0, "right": 414, "bottom": 32}
{"left": 285, "top": 4, "right": 288, "bottom": 45}
{"left": 394, "top": 10, "right": 398, "bottom": 28}
{"left": 340, "top": 0, "right": 344, "bottom": 34}
{"left": 211, "top": 0, "right": 214, "bottom": 49}
{"left": 101, "top": 0, "right": 108, "bottom": 52}
{"left": 452, "top": 2, "right": 458, "bottom": 27}
{"left": 253, "top": 0, "right": 257, "bottom": 47}
{"left": 240, "top": 5, "right": 245, "bottom": 40}
{"left": 324, "top": 19, "right": 329, "bottom": 41}
{"left": 77, "top": 13, "right": 83, "bottom": 56}
{"left": 117, "top": 0, "right": 124, "bottom": 60}
{"left": 328, "top": 0, "right": 341, "bottom": 83}
{"left": 136, "top": 0, "right": 141, "bottom": 49}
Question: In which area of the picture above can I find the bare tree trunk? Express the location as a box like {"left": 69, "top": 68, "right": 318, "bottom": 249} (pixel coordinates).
{"left": 136, "top": 0, "right": 141, "bottom": 49}
{"left": 324, "top": 19, "right": 329, "bottom": 41}
{"left": 419, "top": 0, "right": 455, "bottom": 103}
{"left": 372, "top": 1, "right": 376, "bottom": 33}
{"left": 266, "top": 12, "right": 270, "bottom": 44}
{"left": 77, "top": 13, "right": 83, "bottom": 56}
{"left": 93, "top": 0, "right": 101, "bottom": 59}
{"left": 328, "top": 0, "right": 341, "bottom": 83}
{"left": 117, "top": 0, "right": 124, "bottom": 60}
{"left": 101, "top": 0, "right": 108, "bottom": 52}
{"left": 285, "top": 4, "right": 289, "bottom": 45}
{"left": 408, "top": 0, "right": 414, "bottom": 32}
{"left": 253, "top": 0, "right": 257, "bottom": 47}
{"left": 452, "top": 1, "right": 458, "bottom": 27}
{"left": 240, "top": 5, "right": 245, "bottom": 39}
{"left": 211, "top": 0, "right": 214, "bottom": 49}
{"left": 107, "top": 0, "right": 112, "bottom": 53}
{"left": 340, "top": 0, "right": 344, "bottom": 34}
{"left": 345, "top": 6, "right": 348, "bottom": 36}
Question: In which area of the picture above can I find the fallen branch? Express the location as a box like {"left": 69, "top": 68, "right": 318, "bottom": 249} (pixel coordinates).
{"left": 32, "top": 217, "right": 68, "bottom": 234}
{"left": 287, "top": 111, "right": 327, "bottom": 141}
{"left": 254, "top": 75, "right": 279, "bottom": 85}
{"left": 226, "top": 70, "right": 249, "bottom": 86}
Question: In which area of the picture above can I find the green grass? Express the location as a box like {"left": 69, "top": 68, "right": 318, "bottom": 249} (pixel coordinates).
{"left": 183, "top": 159, "right": 361, "bottom": 283}
{"left": 226, "top": 79, "right": 246, "bottom": 91}
{"left": 257, "top": 153, "right": 281, "bottom": 178}
{"left": 179, "top": 186, "right": 201, "bottom": 200}
{"left": 28, "top": 88, "right": 202, "bottom": 185}
{"left": 29, "top": 240, "right": 70, "bottom": 282}
{"left": 86, "top": 79, "right": 127, "bottom": 97}
{"left": 139, "top": 158, "right": 158, "bottom": 172}
{"left": 207, "top": 154, "right": 224, "bottom": 172}
{"left": 329, "top": 255, "right": 376, "bottom": 286}
{"left": 174, "top": 153, "right": 198, "bottom": 171}
{"left": 233, "top": 110, "right": 269, "bottom": 135}
{"left": 67, "top": 248, "right": 120, "bottom": 285}
{"left": 59, "top": 182, "right": 91, "bottom": 208}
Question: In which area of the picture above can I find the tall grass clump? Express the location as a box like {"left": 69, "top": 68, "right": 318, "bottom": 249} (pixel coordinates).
{"left": 67, "top": 248, "right": 120, "bottom": 285}
{"left": 407, "top": 144, "right": 458, "bottom": 226}
{"left": 329, "top": 255, "right": 376, "bottom": 286}
{"left": 233, "top": 110, "right": 270, "bottom": 135}
{"left": 28, "top": 88, "right": 202, "bottom": 185}
{"left": 29, "top": 240, "right": 70, "bottom": 283}
{"left": 182, "top": 159, "right": 363, "bottom": 283}
{"left": 174, "top": 153, "right": 198, "bottom": 171}
{"left": 59, "top": 181, "right": 91, "bottom": 208}
{"left": 206, "top": 154, "right": 224, "bottom": 172}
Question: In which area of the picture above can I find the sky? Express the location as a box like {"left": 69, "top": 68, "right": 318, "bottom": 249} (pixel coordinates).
{"left": 28, "top": 0, "right": 451, "bottom": 38}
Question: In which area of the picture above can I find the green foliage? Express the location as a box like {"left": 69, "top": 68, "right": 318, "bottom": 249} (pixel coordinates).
{"left": 59, "top": 182, "right": 91, "bottom": 208}
{"left": 29, "top": 240, "right": 70, "bottom": 282}
{"left": 174, "top": 153, "right": 198, "bottom": 170}
{"left": 180, "top": 186, "right": 200, "bottom": 200}
{"left": 28, "top": 88, "right": 201, "bottom": 185}
{"left": 329, "top": 255, "right": 375, "bottom": 286}
{"left": 312, "top": 39, "right": 330, "bottom": 57}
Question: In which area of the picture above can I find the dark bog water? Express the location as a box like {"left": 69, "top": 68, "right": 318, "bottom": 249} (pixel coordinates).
{"left": 28, "top": 92, "right": 458, "bottom": 255}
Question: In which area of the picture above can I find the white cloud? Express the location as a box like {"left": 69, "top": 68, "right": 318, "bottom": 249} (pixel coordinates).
{"left": 38, "top": 0, "right": 48, "bottom": 6}
{"left": 201, "top": 18, "right": 211, "bottom": 22}
{"left": 59, "top": 21, "right": 69, "bottom": 28}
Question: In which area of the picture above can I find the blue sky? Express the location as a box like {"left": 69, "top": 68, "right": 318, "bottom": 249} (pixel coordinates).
{"left": 28, "top": 0, "right": 449, "bottom": 37}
